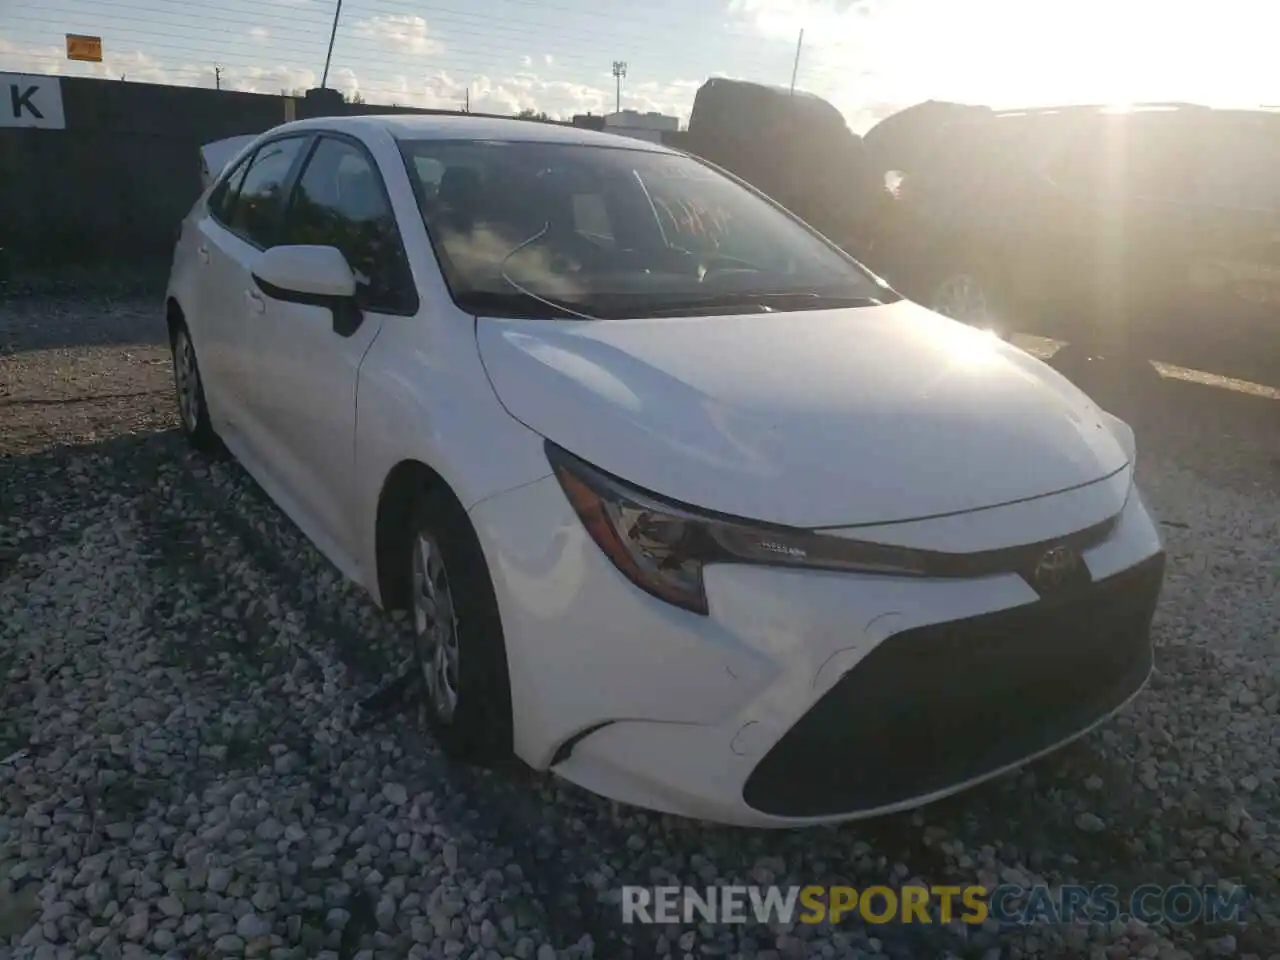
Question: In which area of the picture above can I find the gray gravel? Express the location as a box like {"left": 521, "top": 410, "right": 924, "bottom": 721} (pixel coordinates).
{"left": 2, "top": 294, "right": 1279, "bottom": 960}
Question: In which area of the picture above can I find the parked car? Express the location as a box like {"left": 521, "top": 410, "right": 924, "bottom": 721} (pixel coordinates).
{"left": 660, "top": 78, "right": 886, "bottom": 263}
{"left": 167, "top": 114, "right": 1165, "bottom": 826}
{"left": 866, "top": 102, "right": 1280, "bottom": 379}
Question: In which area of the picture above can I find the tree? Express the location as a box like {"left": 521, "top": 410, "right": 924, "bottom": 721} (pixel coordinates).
{"left": 517, "top": 107, "right": 552, "bottom": 121}
{"left": 345, "top": 90, "right": 367, "bottom": 104}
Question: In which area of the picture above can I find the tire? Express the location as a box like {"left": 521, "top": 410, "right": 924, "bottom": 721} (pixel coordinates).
{"left": 170, "top": 322, "right": 221, "bottom": 454}
{"left": 406, "top": 487, "right": 513, "bottom": 767}
{"left": 925, "top": 261, "right": 1012, "bottom": 339}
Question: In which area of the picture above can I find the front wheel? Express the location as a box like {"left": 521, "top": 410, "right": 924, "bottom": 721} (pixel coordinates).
{"left": 407, "top": 488, "right": 513, "bottom": 767}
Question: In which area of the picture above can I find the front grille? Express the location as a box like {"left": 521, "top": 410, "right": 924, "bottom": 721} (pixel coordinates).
{"left": 743, "top": 552, "right": 1165, "bottom": 818}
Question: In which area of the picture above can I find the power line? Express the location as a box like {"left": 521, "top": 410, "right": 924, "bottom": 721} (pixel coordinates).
{"left": 27, "top": 0, "right": 783, "bottom": 63}
{"left": 9, "top": 8, "right": 646, "bottom": 82}
{"left": 6, "top": 8, "right": 794, "bottom": 106}
{"left": 3, "top": 0, "right": 861, "bottom": 115}
{"left": 14, "top": 0, "right": 838, "bottom": 95}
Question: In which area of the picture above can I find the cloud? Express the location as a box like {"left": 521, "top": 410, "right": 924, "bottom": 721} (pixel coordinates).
{"left": 727, "top": 0, "right": 869, "bottom": 44}
{"left": 363, "top": 68, "right": 699, "bottom": 122}
{"left": 0, "top": 35, "right": 316, "bottom": 95}
{"left": 543, "top": 54, "right": 555, "bottom": 66}
{"left": 520, "top": 55, "right": 532, "bottom": 67}
{"left": 0, "top": 36, "right": 185, "bottom": 85}
{"left": 352, "top": 15, "right": 443, "bottom": 56}
{"left": 247, "top": 27, "right": 270, "bottom": 43}
{"left": 0, "top": 34, "right": 697, "bottom": 124}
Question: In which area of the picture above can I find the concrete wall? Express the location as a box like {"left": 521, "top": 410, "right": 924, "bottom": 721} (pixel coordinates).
{"left": 0, "top": 75, "right": 540, "bottom": 271}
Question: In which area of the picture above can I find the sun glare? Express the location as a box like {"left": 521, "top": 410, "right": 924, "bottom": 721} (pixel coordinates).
{"left": 812, "top": 0, "right": 1279, "bottom": 122}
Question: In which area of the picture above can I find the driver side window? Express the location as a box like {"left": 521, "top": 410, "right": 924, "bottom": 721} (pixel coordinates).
{"left": 209, "top": 156, "right": 251, "bottom": 226}
{"left": 280, "top": 135, "right": 417, "bottom": 315}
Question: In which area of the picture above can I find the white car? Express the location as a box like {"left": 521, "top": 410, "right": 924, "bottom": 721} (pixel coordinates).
{"left": 166, "top": 115, "right": 1165, "bottom": 827}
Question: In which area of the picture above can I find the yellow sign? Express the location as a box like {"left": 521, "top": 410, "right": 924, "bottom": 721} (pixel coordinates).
{"left": 66, "top": 34, "right": 103, "bottom": 63}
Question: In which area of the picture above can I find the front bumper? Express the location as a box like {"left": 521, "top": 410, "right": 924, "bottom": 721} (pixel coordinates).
{"left": 467, "top": 473, "right": 1164, "bottom": 827}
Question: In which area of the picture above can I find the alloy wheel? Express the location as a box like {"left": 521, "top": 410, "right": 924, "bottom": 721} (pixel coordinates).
{"left": 173, "top": 330, "right": 201, "bottom": 433}
{"left": 931, "top": 273, "right": 996, "bottom": 327}
{"left": 411, "top": 532, "right": 461, "bottom": 723}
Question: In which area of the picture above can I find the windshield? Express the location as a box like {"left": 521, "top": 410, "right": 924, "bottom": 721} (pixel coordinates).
{"left": 399, "top": 138, "right": 891, "bottom": 319}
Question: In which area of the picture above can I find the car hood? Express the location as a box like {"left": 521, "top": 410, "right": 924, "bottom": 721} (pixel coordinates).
{"left": 475, "top": 300, "right": 1130, "bottom": 528}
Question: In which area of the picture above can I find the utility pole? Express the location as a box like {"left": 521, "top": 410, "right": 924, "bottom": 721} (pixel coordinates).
{"left": 214, "top": 65, "right": 222, "bottom": 90}
{"left": 612, "top": 60, "right": 627, "bottom": 114}
{"left": 464, "top": 87, "right": 470, "bottom": 112}
{"left": 789, "top": 29, "right": 804, "bottom": 94}
{"left": 321, "top": 0, "right": 344, "bottom": 89}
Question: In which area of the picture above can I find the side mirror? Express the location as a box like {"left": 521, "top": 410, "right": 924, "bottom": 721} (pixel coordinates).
{"left": 251, "top": 245, "right": 363, "bottom": 336}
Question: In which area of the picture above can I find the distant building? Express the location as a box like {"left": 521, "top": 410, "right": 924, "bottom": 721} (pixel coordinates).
{"left": 601, "top": 109, "right": 680, "bottom": 143}
{"left": 571, "top": 113, "right": 606, "bottom": 131}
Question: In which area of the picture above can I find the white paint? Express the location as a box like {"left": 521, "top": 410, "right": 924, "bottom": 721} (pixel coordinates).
{"left": 167, "top": 114, "right": 1166, "bottom": 827}
{"left": 0, "top": 73, "right": 66, "bottom": 130}
{"left": 252, "top": 245, "right": 357, "bottom": 298}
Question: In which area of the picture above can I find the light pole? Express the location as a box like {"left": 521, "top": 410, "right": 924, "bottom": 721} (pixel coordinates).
{"left": 612, "top": 60, "right": 627, "bottom": 114}
{"left": 321, "top": 0, "right": 344, "bottom": 89}
{"left": 789, "top": 29, "right": 804, "bottom": 94}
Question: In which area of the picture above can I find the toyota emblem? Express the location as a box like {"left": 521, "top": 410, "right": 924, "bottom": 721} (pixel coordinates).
{"left": 1033, "top": 545, "right": 1080, "bottom": 591}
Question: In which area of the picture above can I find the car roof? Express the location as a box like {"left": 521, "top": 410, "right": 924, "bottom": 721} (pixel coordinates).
{"left": 977, "top": 102, "right": 1280, "bottom": 124}
{"left": 268, "top": 113, "right": 679, "bottom": 153}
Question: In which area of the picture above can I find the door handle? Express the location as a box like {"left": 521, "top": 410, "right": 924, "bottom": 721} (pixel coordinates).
{"left": 246, "top": 289, "right": 265, "bottom": 314}
{"left": 197, "top": 245, "right": 209, "bottom": 264}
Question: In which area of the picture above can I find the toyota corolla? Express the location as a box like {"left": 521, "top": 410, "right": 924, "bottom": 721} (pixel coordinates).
{"left": 165, "top": 114, "right": 1165, "bottom": 827}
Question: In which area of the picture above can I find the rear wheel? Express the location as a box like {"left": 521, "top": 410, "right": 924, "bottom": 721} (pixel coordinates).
{"left": 924, "top": 259, "right": 1011, "bottom": 339}
{"left": 170, "top": 323, "right": 220, "bottom": 453}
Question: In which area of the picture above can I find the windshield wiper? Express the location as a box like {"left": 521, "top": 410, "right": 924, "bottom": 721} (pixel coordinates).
{"left": 455, "top": 289, "right": 595, "bottom": 321}
{"left": 636, "top": 292, "right": 887, "bottom": 317}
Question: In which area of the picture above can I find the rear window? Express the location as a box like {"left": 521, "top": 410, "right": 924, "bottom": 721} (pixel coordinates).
{"left": 903, "top": 115, "right": 1038, "bottom": 192}
{"left": 1047, "top": 114, "right": 1200, "bottom": 202}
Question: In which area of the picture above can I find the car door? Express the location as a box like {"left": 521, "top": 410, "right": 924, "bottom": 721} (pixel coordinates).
{"left": 1030, "top": 112, "right": 1198, "bottom": 355}
{"left": 1099, "top": 115, "right": 1204, "bottom": 363}
{"left": 245, "top": 132, "right": 418, "bottom": 566}
{"left": 198, "top": 134, "right": 311, "bottom": 442}
{"left": 1023, "top": 114, "right": 1131, "bottom": 345}
{"left": 189, "top": 152, "right": 252, "bottom": 421}
{"left": 1181, "top": 115, "right": 1280, "bottom": 380}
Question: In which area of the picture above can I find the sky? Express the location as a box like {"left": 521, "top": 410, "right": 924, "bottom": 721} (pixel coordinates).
{"left": 3, "top": 0, "right": 1280, "bottom": 133}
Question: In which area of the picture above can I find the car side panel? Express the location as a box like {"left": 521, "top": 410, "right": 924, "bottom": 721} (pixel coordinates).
{"left": 341, "top": 126, "right": 555, "bottom": 602}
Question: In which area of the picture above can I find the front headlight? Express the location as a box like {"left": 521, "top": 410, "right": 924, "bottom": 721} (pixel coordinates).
{"left": 546, "top": 441, "right": 932, "bottom": 615}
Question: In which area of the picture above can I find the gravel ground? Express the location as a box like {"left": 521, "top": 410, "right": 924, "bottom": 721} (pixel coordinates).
{"left": 1, "top": 293, "right": 1278, "bottom": 960}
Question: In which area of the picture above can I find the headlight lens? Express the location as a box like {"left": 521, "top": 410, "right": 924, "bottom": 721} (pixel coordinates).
{"left": 546, "top": 441, "right": 931, "bottom": 615}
